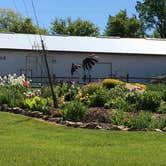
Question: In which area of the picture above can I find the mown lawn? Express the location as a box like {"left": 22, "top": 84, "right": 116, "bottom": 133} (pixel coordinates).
{"left": 0, "top": 112, "right": 166, "bottom": 166}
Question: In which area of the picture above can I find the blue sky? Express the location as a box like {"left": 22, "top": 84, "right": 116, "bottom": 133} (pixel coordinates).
{"left": 0, "top": 0, "right": 140, "bottom": 33}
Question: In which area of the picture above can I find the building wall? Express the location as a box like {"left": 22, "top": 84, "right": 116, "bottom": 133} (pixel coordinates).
{"left": 0, "top": 50, "right": 166, "bottom": 80}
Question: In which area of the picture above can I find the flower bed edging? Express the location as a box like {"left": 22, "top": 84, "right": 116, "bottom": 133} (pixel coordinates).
{"left": 0, "top": 104, "right": 166, "bottom": 132}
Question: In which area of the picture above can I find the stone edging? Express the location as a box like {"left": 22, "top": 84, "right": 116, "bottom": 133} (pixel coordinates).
{"left": 0, "top": 104, "right": 166, "bottom": 132}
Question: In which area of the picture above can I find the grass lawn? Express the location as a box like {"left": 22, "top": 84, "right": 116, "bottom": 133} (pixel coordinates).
{"left": 0, "top": 112, "right": 166, "bottom": 166}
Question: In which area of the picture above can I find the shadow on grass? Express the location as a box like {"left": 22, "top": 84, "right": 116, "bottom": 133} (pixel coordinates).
{"left": 7, "top": 117, "right": 32, "bottom": 125}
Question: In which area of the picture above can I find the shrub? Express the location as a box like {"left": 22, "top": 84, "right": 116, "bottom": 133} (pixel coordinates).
{"left": 102, "top": 79, "right": 124, "bottom": 89}
{"left": 90, "top": 88, "right": 109, "bottom": 107}
{"left": 138, "top": 91, "right": 162, "bottom": 112}
{"left": 110, "top": 85, "right": 129, "bottom": 99}
{"left": 157, "top": 102, "right": 166, "bottom": 114}
{"left": 161, "top": 90, "right": 166, "bottom": 101}
{"left": 149, "top": 117, "right": 166, "bottom": 129}
{"left": 0, "top": 91, "right": 9, "bottom": 105}
{"left": 60, "top": 101, "right": 87, "bottom": 121}
{"left": 125, "top": 92, "right": 141, "bottom": 104}
{"left": 127, "top": 111, "right": 152, "bottom": 129}
{"left": 25, "top": 96, "right": 52, "bottom": 114}
{"left": 109, "top": 110, "right": 126, "bottom": 125}
{"left": 41, "top": 86, "right": 61, "bottom": 98}
{"left": 105, "top": 97, "right": 137, "bottom": 112}
{"left": 82, "top": 83, "right": 101, "bottom": 95}
{"left": 147, "top": 83, "right": 166, "bottom": 92}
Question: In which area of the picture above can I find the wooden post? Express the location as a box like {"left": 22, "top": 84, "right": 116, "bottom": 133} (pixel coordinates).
{"left": 126, "top": 74, "right": 129, "bottom": 83}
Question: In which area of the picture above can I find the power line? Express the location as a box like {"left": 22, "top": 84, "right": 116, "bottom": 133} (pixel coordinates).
{"left": 30, "top": 0, "right": 58, "bottom": 108}
{"left": 22, "top": 0, "right": 30, "bottom": 18}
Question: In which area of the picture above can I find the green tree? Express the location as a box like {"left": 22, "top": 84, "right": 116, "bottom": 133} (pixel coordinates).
{"left": 0, "top": 8, "right": 22, "bottom": 31}
{"left": 51, "top": 17, "right": 100, "bottom": 36}
{"left": 136, "top": 0, "right": 166, "bottom": 38}
{"left": 105, "top": 10, "right": 144, "bottom": 37}
{"left": 9, "top": 18, "right": 47, "bottom": 34}
{"left": 0, "top": 8, "right": 47, "bottom": 34}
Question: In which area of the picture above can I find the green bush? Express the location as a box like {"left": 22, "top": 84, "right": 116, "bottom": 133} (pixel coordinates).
{"left": 161, "top": 90, "right": 166, "bottom": 101}
{"left": 138, "top": 91, "right": 162, "bottom": 112}
{"left": 90, "top": 88, "right": 109, "bottom": 107}
{"left": 0, "top": 86, "right": 26, "bottom": 107}
{"left": 60, "top": 101, "right": 87, "bottom": 121}
{"left": 25, "top": 96, "right": 52, "bottom": 114}
{"left": 41, "top": 86, "right": 61, "bottom": 98}
{"left": 147, "top": 83, "right": 166, "bottom": 92}
{"left": 149, "top": 117, "right": 166, "bottom": 129}
{"left": 109, "top": 110, "right": 126, "bottom": 125}
{"left": 82, "top": 83, "right": 101, "bottom": 96}
{"left": 104, "top": 97, "right": 137, "bottom": 112}
{"left": 125, "top": 92, "right": 141, "bottom": 104}
{"left": 127, "top": 111, "right": 152, "bottom": 129}
{"left": 110, "top": 85, "right": 129, "bottom": 99}
{"left": 157, "top": 102, "right": 166, "bottom": 114}
{"left": 0, "top": 91, "right": 9, "bottom": 105}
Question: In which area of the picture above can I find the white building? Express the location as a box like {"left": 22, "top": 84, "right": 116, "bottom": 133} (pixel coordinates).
{"left": 0, "top": 33, "right": 166, "bottom": 82}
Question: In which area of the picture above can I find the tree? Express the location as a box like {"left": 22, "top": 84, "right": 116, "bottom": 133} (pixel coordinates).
{"left": 105, "top": 10, "right": 144, "bottom": 37}
{"left": 0, "top": 8, "right": 22, "bottom": 31}
{"left": 51, "top": 17, "right": 100, "bottom": 36}
{"left": 136, "top": 0, "right": 166, "bottom": 38}
{"left": 9, "top": 18, "right": 47, "bottom": 34}
{"left": 0, "top": 8, "right": 47, "bottom": 34}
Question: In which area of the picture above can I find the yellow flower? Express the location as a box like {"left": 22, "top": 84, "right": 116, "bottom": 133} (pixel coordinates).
{"left": 60, "top": 96, "right": 65, "bottom": 104}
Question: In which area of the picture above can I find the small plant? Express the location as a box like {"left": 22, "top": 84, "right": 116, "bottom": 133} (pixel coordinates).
{"left": 60, "top": 101, "right": 87, "bottom": 121}
{"left": 127, "top": 111, "right": 152, "bottom": 129}
{"left": 149, "top": 116, "right": 166, "bottom": 129}
{"left": 157, "top": 102, "right": 166, "bottom": 114}
{"left": 138, "top": 91, "right": 162, "bottom": 112}
{"left": 90, "top": 88, "right": 109, "bottom": 107}
{"left": 109, "top": 109, "right": 126, "bottom": 126}
{"left": 102, "top": 78, "right": 124, "bottom": 89}
{"left": 147, "top": 83, "right": 166, "bottom": 92}
{"left": 82, "top": 82, "right": 101, "bottom": 96}
{"left": 109, "top": 84, "right": 129, "bottom": 99}
{"left": 25, "top": 96, "right": 52, "bottom": 114}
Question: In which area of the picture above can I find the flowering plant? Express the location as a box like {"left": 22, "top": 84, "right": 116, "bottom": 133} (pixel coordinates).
{"left": 0, "top": 74, "right": 30, "bottom": 87}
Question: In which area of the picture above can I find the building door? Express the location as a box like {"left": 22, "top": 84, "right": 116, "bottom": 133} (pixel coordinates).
{"left": 90, "top": 62, "right": 112, "bottom": 78}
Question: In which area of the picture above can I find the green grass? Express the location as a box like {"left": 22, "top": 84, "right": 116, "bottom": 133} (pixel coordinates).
{"left": 0, "top": 112, "right": 166, "bottom": 166}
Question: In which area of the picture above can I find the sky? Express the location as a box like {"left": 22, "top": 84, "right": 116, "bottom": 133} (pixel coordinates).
{"left": 0, "top": 0, "right": 140, "bottom": 33}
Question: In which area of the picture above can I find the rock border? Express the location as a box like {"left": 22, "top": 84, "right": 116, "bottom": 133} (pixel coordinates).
{"left": 0, "top": 104, "right": 166, "bottom": 132}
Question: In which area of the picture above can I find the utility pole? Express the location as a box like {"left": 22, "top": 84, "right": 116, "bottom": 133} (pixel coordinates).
{"left": 41, "top": 39, "right": 58, "bottom": 108}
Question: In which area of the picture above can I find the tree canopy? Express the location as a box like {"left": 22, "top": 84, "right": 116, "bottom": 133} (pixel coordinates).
{"left": 0, "top": 8, "right": 47, "bottom": 34}
{"left": 136, "top": 0, "right": 166, "bottom": 38}
{"left": 105, "top": 10, "right": 144, "bottom": 37}
{"left": 51, "top": 17, "right": 100, "bottom": 36}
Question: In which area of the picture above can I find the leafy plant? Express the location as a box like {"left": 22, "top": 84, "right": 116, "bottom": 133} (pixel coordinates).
{"left": 149, "top": 117, "right": 166, "bottom": 129}
{"left": 90, "top": 88, "right": 109, "bottom": 107}
{"left": 127, "top": 111, "right": 152, "bottom": 129}
{"left": 157, "top": 102, "right": 166, "bottom": 114}
{"left": 82, "top": 83, "right": 101, "bottom": 96}
{"left": 109, "top": 110, "right": 126, "bottom": 125}
{"left": 138, "top": 91, "right": 162, "bottom": 112}
{"left": 109, "top": 84, "right": 129, "bottom": 99}
{"left": 25, "top": 96, "right": 52, "bottom": 114}
{"left": 60, "top": 101, "right": 87, "bottom": 121}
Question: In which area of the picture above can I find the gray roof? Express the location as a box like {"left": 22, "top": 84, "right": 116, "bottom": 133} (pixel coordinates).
{"left": 0, "top": 33, "right": 166, "bottom": 55}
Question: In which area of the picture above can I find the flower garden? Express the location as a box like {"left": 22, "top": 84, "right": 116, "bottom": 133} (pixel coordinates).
{"left": 0, "top": 74, "right": 166, "bottom": 131}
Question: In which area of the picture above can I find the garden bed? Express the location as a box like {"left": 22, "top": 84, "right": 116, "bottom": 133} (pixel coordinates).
{"left": 0, "top": 74, "right": 166, "bottom": 131}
